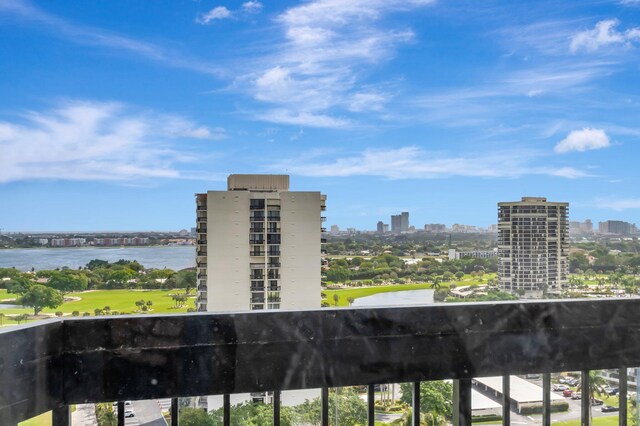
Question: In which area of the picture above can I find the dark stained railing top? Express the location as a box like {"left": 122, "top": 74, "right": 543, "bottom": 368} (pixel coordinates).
{"left": 1, "top": 298, "right": 640, "bottom": 424}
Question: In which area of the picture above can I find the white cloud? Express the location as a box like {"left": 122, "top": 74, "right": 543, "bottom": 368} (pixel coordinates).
{"left": 196, "top": 6, "right": 232, "bottom": 24}
{"left": 554, "top": 128, "right": 610, "bottom": 153}
{"left": 0, "top": 100, "right": 224, "bottom": 183}
{"left": 272, "top": 146, "right": 590, "bottom": 180}
{"left": 570, "top": 19, "right": 640, "bottom": 53}
{"left": 237, "top": 0, "right": 434, "bottom": 127}
{"left": 242, "top": 1, "right": 263, "bottom": 13}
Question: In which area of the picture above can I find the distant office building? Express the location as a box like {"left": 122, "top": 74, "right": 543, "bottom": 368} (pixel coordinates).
{"left": 390, "top": 212, "right": 409, "bottom": 233}
{"left": 51, "top": 238, "right": 86, "bottom": 247}
{"left": 330, "top": 224, "right": 340, "bottom": 234}
{"left": 383, "top": 223, "right": 389, "bottom": 233}
{"left": 598, "top": 220, "right": 636, "bottom": 235}
{"left": 498, "top": 197, "right": 569, "bottom": 298}
{"left": 391, "top": 214, "right": 401, "bottom": 232}
{"left": 424, "top": 224, "right": 446, "bottom": 233}
{"left": 452, "top": 224, "right": 477, "bottom": 233}
{"left": 570, "top": 219, "right": 594, "bottom": 236}
{"left": 376, "top": 221, "right": 385, "bottom": 234}
{"left": 448, "top": 248, "right": 498, "bottom": 261}
{"left": 400, "top": 212, "right": 409, "bottom": 232}
{"left": 94, "top": 237, "right": 149, "bottom": 246}
{"left": 487, "top": 224, "right": 498, "bottom": 233}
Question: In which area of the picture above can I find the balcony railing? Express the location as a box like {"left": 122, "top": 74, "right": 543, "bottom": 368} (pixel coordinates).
{"left": 2, "top": 299, "right": 640, "bottom": 426}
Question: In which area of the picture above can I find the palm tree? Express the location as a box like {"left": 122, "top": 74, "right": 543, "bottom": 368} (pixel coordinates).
{"left": 430, "top": 278, "right": 441, "bottom": 291}
{"left": 577, "top": 370, "right": 608, "bottom": 425}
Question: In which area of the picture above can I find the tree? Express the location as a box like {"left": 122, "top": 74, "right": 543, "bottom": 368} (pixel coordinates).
{"left": 6, "top": 275, "right": 34, "bottom": 295}
{"left": 347, "top": 296, "right": 355, "bottom": 306}
{"left": 55, "top": 311, "right": 63, "bottom": 317}
{"left": 333, "top": 293, "right": 339, "bottom": 306}
{"left": 176, "top": 269, "right": 197, "bottom": 294}
{"left": 72, "top": 311, "right": 80, "bottom": 317}
{"left": 48, "top": 271, "right": 88, "bottom": 295}
{"left": 146, "top": 300, "right": 153, "bottom": 308}
{"left": 18, "top": 285, "right": 64, "bottom": 316}
{"left": 577, "top": 370, "right": 608, "bottom": 425}
{"left": 455, "top": 271, "right": 465, "bottom": 280}
{"left": 95, "top": 403, "right": 117, "bottom": 426}
{"left": 172, "top": 294, "right": 188, "bottom": 308}
{"left": 179, "top": 407, "right": 216, "bottom": 426}
{"left": 0, "top": 312, "right": 4, "bottom": 326}
{"left": 94, "top": 308, "right": 104, "bottom": 316}
{"left": 135, "top": 299, "right": 146, "bottom": 310}
{"left": 12, "top": 314, "right": 29, "bottom": 324}
{"left": 86, "top": 259, "right": 109, "bottom": 270}
{"left": 289, "top": 387, "right": 366, "bottom": 426}
{"left": 400, "top": 381, "right": 453, "bottom": 420}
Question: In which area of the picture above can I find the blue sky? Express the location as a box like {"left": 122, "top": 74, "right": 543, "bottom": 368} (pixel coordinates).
{"left": 1, "top": 0, "right": 640, "bottom": 231}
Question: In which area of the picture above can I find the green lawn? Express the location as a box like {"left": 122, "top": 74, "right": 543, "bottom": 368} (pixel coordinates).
{"left": 553, "top": 415, "right": 621, "bottom": 426}
{"left": 0, "top": 289, "right": 194, "bottom": 316}
{"left": 19, "top": 411, "right": 51, "bottom": 426}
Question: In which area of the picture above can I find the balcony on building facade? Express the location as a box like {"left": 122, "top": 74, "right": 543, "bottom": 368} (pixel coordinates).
{"left": 2, "top": 299, "right": 640, "bottom": 426}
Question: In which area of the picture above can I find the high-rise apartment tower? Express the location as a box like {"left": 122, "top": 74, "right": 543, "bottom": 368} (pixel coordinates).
{"left": 195, "top": 174, "right": 326, "bottom": 313}
{"left": 497, "top": 197, "right": 569, "bottom": 298}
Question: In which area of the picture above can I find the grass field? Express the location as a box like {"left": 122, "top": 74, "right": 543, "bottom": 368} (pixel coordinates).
{"left": 553, "top": 415, "right": 622, "bottom": 426}
{"left": 0, "top": 288, "right": 194, "bottom": 316}
{"left": 19, "top": 411, "right": 51, "bottom": 426}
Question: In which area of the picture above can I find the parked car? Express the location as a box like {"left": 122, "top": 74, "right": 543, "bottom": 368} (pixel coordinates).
{"left": 563, "top": 389, "right": 573, "bottom": 397}
{"left": 571, "top": 392, "right": 582, "bottom": 400}
{"left": 608, "top": 387, "right": 619, "bottom": 396}
{"left": 602, "top": 405, "right": 619, "bottom": 413}
{"left": 526, "top": 374, "right": 540, "bottom": 379}
{"left": 591, "top": 398, "right": 604, "bottom": 406}
{"left": 553, "top": 384, "right": 569, "bottom": 391}
{"left": 558, "top": 377, "right": 567, "bottom": 384}
{"left": 124, "top": 409, "right": 135, "bottom": 418}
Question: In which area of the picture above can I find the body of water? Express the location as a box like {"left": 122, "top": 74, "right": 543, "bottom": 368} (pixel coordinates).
{"left": 351, "top": 289, "right": 435, "bottom": 307}
{"left": 0, "top": 246, "right": 195, "bottom": 271}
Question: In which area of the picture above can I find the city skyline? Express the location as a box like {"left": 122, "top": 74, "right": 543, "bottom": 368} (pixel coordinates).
{"left": 2, "top": 1, "right": 640, "bottom": 231}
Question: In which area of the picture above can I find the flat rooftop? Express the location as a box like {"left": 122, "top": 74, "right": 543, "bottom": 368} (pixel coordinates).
{"left": 475, "top": 376, "right": 564, "bottom": 404}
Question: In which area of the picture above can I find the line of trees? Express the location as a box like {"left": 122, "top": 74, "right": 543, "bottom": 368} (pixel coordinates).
{"left": 0, "top": 259, "right": 197, "bottom": 316}
{"left": 323, "top": 254, "right": 497, "bottom": 286}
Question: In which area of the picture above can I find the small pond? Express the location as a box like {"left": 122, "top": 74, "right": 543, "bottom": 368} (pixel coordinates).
{"left": 351, "top": 289, "right": 435, "bottom": 307}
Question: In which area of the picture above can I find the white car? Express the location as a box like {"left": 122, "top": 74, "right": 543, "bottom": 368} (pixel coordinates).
{"left": 124, "top": 409, "right": 135, "bottom": 418}
{"left": 553, "top": 384, "right": 569, "bottom": 391}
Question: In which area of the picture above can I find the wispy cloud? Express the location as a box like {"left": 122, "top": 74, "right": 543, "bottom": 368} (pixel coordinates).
{"left": 570, "top": 19, "right": 640, "bottom": 53}
{"left": 234, "top": 0, "right": 435, "bottom": 127}
{"left": 196, "top": 6, "right": 232, "bottom": 24}
{"left": 0, "top": 0, "right": 221, "bottom": 75}
{"left": 594, "top": 197, "right": 640, "bottom": 210}
{"left": 554, "top": 128, "right": 610, "bottom": 153}
{"left": 271, "top": 146, "right": 591, "bottom": 180}
{"left": 196, "top": 1, "right": 263, "bottom": 25}
{"left": 0, "top": 100, "right": 225, "bottom": 183}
